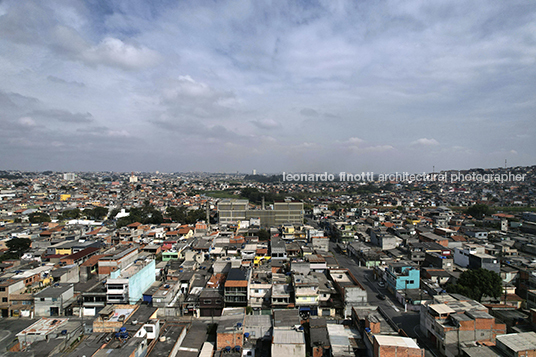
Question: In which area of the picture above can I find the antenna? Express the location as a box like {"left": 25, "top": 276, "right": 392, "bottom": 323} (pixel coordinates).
{"left": 505, "top": 159, "right": 507, "bottom": 168}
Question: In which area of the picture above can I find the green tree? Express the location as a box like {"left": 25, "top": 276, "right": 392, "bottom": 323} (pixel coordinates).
{"left": 7, "top": 237, "right": 31, "bottom": 255}
{"left": 257, "top": 229, "right": 270, "bottom": 241}
{"left": 465, "top": 204, "right": 494, "bottom": 219}
{"left": 85, "top": 206, "right": 109, "bottom": 220}
{"left": 446, "top": 268, "right": 502, "bottom": 302}
{"left": 58, "top": 208, "right": 81, "bottom": 220}
{"left": 29, "top": 212, "right": 51, "bottom": 223}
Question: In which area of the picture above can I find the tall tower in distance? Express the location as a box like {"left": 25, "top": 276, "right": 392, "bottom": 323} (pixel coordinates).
{"left": 252, "top": 169, "right": 256, "bottom": 175}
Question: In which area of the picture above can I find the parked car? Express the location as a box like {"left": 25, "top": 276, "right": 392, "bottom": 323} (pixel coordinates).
{"left": 378, "top": 281, "right": 385, "bottom": 288}
{"left": 377, "top": 293, "right": 386, "bottom": 300}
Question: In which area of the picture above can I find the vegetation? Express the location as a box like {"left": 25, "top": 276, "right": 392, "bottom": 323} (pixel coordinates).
{"left": 84, "top": 206, "right": 109, "bottom": 220}
{"left": 446, "top": 268, "right": 502, "bottom": 302}
{"left": 257, "top": 229, "right": 270, "bottom": 241}
{"left": 29, "top": 212, "right": 51, "bottom": 223}
{"left": 57, "top": 208, "right": 81, "bottom": 221}
{"left": 0, "top": 238, "right": 31, "bottom": 262}
{"left": 116, "top": 201, "right": 164, "bottom": 227}
{"left": 166, "top": 206, "right": 207, "bottom": 224}
{"left": 465, "top": 204, "right": 494, "bottom": 219}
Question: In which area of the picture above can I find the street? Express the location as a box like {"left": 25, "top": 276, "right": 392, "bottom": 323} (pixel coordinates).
{"left": 328, "top": 241, "right": 439, "bottom": 357}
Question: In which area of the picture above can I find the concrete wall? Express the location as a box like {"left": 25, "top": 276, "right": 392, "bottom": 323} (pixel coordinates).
{"left": 129, "top": 260, "right": 156, "bottom": 304}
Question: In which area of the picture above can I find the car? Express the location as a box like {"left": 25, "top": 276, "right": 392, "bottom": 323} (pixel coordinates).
{"left": 377, "top": 293, "right": 386, "bottom": 300}
{"left": 378, "top": 281, "right": 385, "bottom": 288}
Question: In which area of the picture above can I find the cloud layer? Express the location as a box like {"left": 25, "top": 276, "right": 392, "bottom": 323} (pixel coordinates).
{"left": 0, "top": 0, "right": 534, "bottom": 172}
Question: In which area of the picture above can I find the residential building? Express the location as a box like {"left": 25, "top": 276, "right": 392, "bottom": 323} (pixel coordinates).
{"left": 271, "top": 237, "right": 287, "bottom": 262}
{"left": 453, "top": 244, "right": 486, "bottom": 268}
{"left": 248, "top": 268, "right": 271, "bottom": 309}
{"left": 293, "top": 273, "right": 320, "bottom": 316}
{"left": 373, "top": 335, "right": 424, "bottom": 357}
{"left": 424, "top": 252, "right": 454, "bottom": 272}
{"left": 224, "top": 268, "right": 248, "bottom": 307}
{"left": 272, "top": 309, "right": 306, "bottom": 357}
{"left": 468, "top": 253, "right": 500, "bottom": 274}
{"left": 106, "top": 258, "right": 156, "bottom": 304}
{"left": 419, "top": 294, "right": 506, "bottom": 356}
{"left": 384, "top": 261, "right": 420, "bottom": 293}
{"left": 0, "top": 278, "right": 25, "bottom": 318}
{"left": 34, "top": 283, "right": 74, "bottom": 317}
{"left": 329, "top": 268, "right": 367, "bottom": 318}
{"left": 199, "top": 288, "right": 224, "bottom": 317}
{"left": 495, "top": 332, "right": 536, "bottom": 357}
{"left": 98, "top": 246, "right": 139, "bottom": 279}
{"left": 216, "top": 307, "right": 245, "bottom": 351}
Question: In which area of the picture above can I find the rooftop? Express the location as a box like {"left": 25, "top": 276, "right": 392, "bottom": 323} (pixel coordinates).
{"left": 496, "top": 332, "right": 536, "bottom": 352}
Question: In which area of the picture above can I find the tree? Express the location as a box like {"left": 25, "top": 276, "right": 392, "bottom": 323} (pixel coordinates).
{"left": 465, "top": 204, "right": 494, "bottom": 219}
{"left": 29, "top": 212, "right": 51, "bottom": 223}
{"left": 257, "top": 229, "right": 270, "bottom": 241}
{"left": 446, "top": 268, "right": 502, "bottom": 302}
{"left": 85, "top": 206, "right": 108, "bottom": 220}
{"left": 7, "top": 238, "right": 31, "bottom": 255}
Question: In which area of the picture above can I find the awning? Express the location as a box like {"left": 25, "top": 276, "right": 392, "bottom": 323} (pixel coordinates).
{"left": 299, "top": 307, "right": 311, "bottom": 312}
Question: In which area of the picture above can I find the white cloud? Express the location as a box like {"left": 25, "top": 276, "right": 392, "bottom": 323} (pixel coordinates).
{"left": 251, "top": 119, "right": 281, "bottom": 130}
{"left": 19, "top": 117, "right": 36, "bottom": 127}
{"left": 411, "top": 138, "right": 440, "bottom": 146}
{"left": 82, "top": 37, "right": 160, "bottom": 70}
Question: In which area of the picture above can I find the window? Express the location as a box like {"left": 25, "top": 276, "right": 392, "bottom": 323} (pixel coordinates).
{"left": 203, "top": 300, "right": 212, "bottom": 305}
{"left": 12, "top": 301, "right": 18, "bottom": 305}
{"left": 2, "top": 297, "right": 7, "bottom": 302}
{"left": 40, "top": 298, "right": 45, "bottom": 301}
{"left": 0, "top": 287, "right": 5, "bottom": 292}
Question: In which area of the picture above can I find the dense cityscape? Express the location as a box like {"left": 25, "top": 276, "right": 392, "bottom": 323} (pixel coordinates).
{"left": 2, "top": 1, "right": 536, "bottom": 357}
{"left": 0, "top": 166, "right": 535, "bottom": 357}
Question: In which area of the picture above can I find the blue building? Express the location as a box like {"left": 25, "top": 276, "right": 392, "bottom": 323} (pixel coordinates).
{"left": 107, "top": 259, "right": 156, "bottom": 304}
{"left": 384, "top": 261, "right": 420, "bottom": 292}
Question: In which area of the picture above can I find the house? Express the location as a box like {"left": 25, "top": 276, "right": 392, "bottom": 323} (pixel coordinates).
{"left": 243, "top": 314, "right": 272, "bottom": 357}
{"left": 384, "top": 261, "right": 420, "bottom": 293}
{"left": 453, "top": 244, "right": 486, "bottom": 268}
{"left": 420, "top": 294, "right": 506, "bottom": 356}
{"left": 271, "top": 237, "right": 287, "bottom": 262}
{"left": 216, "top": 307, "right": 245, "bottom": 351}
{"left": 373, "top": 335, "right": 424, "bottom": 357}
{"left": 224, "top": 268, "right": 248, "bottom": 307}
{"left": 0, "top": 278, "right": 26, "bottom": 318}
{"left": 248, "top": 268, "right": 271, "bottom": 309}
{"left": 199, "top": 288, "right": 224, "bottom": 317}
{"left": 34, "top": 283, "right": 74, "bottom": 317}
{"left": 293, "top": 273, "right": 320, "bottom": 316}
{"left": 309, "top": 318, "right": 331, "bottom": 357}
{"left": 495, "top": 332, "right": 536, "bottom": 357}
{"left": 98, "top": 246, "right": 139, "bottom": 279}
{"left": 272, "top": 273, "right": 292, "bottom": 308}
{"left": 328, "top": 269, "right": 368, "bottom": 318}
{"left": 272, "top": 309, "right": 306, "bottom": 357}
{"left": 468, "top": 253, "right": 500, "bottom": 274}
{"left": 424, "top": 251, "right": 454, "bottom": 272}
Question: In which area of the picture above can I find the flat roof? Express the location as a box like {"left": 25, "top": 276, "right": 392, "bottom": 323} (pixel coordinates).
{"left": 374, "top": 335, "right": 420, "bottom": 349}
{"left": 497, "top": 332, "right": 536, "bottom": 352}
{"left": 429, "top": 304, "right": 456, "bottom": 315}
{"left": 273, "top": 329, "right": 305, "bottom": 344}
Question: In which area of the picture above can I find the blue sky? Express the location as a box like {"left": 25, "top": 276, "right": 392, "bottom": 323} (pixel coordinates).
{"left": 0, "top": 0, "right": 535, "bottom": 173}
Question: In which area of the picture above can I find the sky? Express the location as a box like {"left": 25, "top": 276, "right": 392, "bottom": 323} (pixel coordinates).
{"left": 0, "top": 0, "right": 535, "bottom": 174}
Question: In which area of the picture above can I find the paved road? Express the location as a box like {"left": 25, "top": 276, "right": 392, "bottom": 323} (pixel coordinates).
{"left": 328, "top": 241, "right": 439, "bottom": 357}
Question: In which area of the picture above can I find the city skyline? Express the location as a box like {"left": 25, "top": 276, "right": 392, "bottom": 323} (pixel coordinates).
{"left": 1, "top": 0, "right": 535, "bottom": 173}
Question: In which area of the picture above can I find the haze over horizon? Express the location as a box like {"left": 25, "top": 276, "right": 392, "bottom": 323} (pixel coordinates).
{"left": 1, "top": 1, "right": 535, "bottom": 173}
